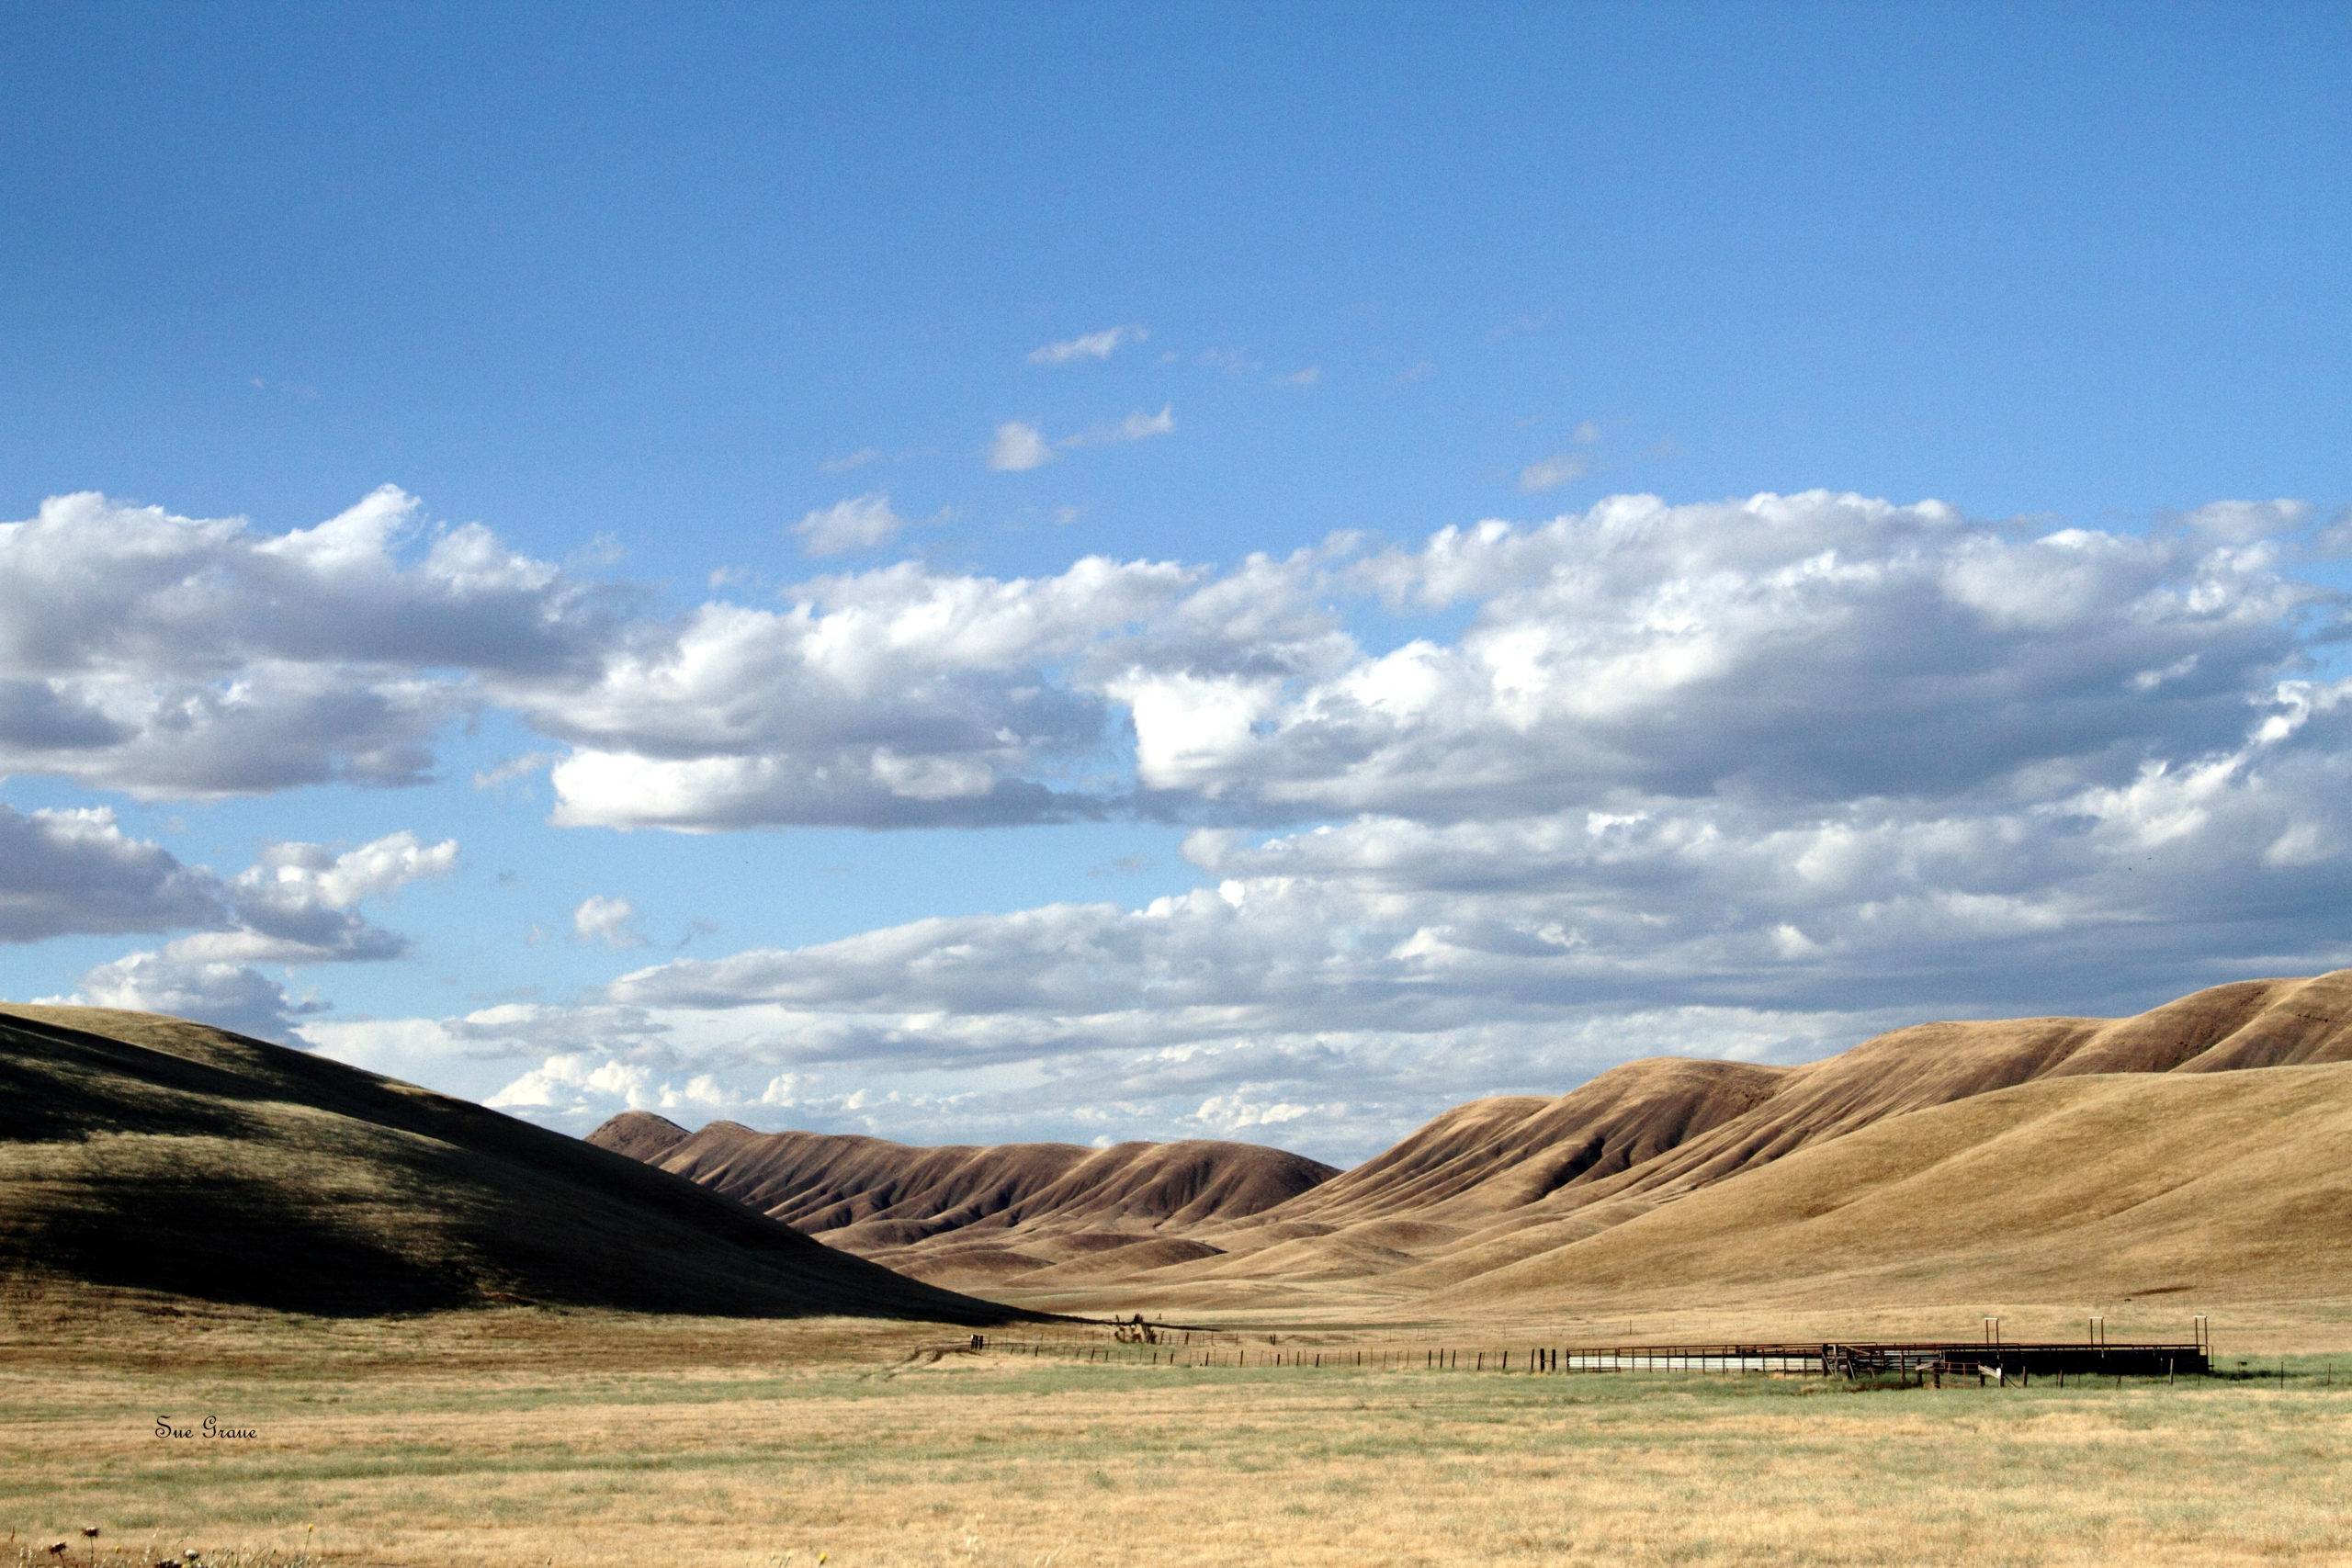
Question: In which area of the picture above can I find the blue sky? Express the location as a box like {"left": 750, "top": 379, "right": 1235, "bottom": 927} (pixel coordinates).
{"left": 4, "top": 3, "right": 2348, "bottom": 1161}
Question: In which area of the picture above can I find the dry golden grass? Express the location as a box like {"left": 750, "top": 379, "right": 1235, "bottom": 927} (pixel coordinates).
{"left": 8, "top": 1300, "right": 2352, "bottom": 1568}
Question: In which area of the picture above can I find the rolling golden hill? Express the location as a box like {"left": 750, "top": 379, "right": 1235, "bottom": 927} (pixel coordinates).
{"left": 0, "top": 1005, "right": 1022, "bottom": 1322}
{"left": 1430, "top": 1058, "right": 2352, "bottom": 1313}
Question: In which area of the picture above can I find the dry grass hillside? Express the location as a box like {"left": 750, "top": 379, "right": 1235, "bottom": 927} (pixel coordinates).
{"left": 0, "top": 1005, "right": 1022, "bottom": 1323}
{"left": 602, "top": 971, "right": 2352, "bottom": 1315}
{"left": 1434, "top": 1059, "right": 2352, "bottom": 1313}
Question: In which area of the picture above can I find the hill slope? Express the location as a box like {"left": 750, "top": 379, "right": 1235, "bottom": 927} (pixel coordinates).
{"left": 0, "top": 1006, "right": 1021, "bottom": 1322}
{"left": 1432, "top": 1059, "right": 2352, "bottom": 1311}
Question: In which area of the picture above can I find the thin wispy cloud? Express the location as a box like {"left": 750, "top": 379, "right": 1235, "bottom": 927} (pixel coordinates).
{"left": 1027, "top": 325, "right": 1148, "bottom": 365}
{"left": 1517, "top": 453, "right": 1589, "bottom": 491}
{"left": 989, "top": 408, "right": 1175, "bottom": 468}
{"left": 1063, "top": 405, "right": 1174, "bottom": 448}
{"left": 818, "top": 447, "right": 879, "bottom": 474}
{"left": 471, "top": 752, "right": 559, "bottom": 790}
{"left": 1276, "top": 367, "right": 1319, "bottom": 387}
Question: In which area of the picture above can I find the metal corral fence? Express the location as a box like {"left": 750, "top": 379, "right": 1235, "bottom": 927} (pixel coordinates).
{"left": 974, "top": 1331, "right": 2215, "bottom": 1382}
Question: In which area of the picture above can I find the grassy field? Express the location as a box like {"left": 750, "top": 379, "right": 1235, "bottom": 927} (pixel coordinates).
{"left": 7, "top": 1300, "right": 2352, "bottom": 1568}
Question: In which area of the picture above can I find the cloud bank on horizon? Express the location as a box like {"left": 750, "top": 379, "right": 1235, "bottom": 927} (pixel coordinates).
{"left": 6, "top": 483, "right": 2348, "bottom": 1157}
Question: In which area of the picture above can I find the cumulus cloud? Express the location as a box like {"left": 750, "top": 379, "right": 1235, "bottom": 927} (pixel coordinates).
{"left": 604, "top": 677, "right": 2352, "bottom": 1034}
{"left": 0, "top": 487, "right": 608, "bottom": 797}
{"left": 165, "top": 831, "right": 459, "bottom": 964}
{"left": 17, "top": 482, "right": 2343, "bottom": 844}
{"left": 77, "top": 483, "right": 2306, "bottom": 840}
{"left": 523, "top": 555, "right": 1200, "bottom": 829}
{"left": 0, "top": 805, "right": 224, "bottom": 942}
{"left": 790, "top": 492, "right": 910, "bottom": 557}
{"left": 1027, "top": 325, "right": 1148, "bottom": 365}
{"left": 988, "top": 422, "right": 1055, "bottom": 471}
{"left": 18, "top": 824, "right": 455, "bottom": 1043}
{"left": 1143, "top": 492, "right": 2324, "bottom": 823}
{"left": 0, "top": 807, "right": 452, "bottom": 963}
{"left": 572, "top": 895, "right": 646, "bottom": 948}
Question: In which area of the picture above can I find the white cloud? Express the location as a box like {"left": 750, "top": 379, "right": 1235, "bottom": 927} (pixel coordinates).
{"left": 479, "top": 689, "right": 2352, "bottom": 1156}
{"left": 818, "top": 447, "right": 881, "bottom": 474}
{"left": 1027, "top": 325, "right": 1148, "bottom": 365}
{"left": 1193, "top": 491, "right": 2323, "bottom": 823}
{"left": 470, "top": 751, "right": 559, "bottom": 790}
{"left": 988, "top": 422, "right": 1055, "bottom": 471}
{"left": 0, "top": 809, "right": 451, "bottom": 964}
{"left": 790, "top": 491, "right": 908, "bottom": 557}
{"left": 14, "top": 486, "right": 2337, "bottom": 849}
{"left": 1276, "top": 367, "right": 1319, "bottom": 387}
{"left": 572, "top": 894, "right": 646, "bottom": 948}
{"left": 990, "top": 408, "right": 1173, "bottom": 469}
{"left": 17, "top": 821, "right": 458, "bottom": 1049}
{"left": 492, "top": 490, "right": 2340, "bottom": 835}
{"left": 0, "top": 487, "right": 600, "bottom": 797}
{"left": 1517, "top": 453, "right": 1589, "bottom": 491}
{"left": 164, "top": 831, "right": 459, "bottom": 964}
{"left": 2181, "top": 498, "right": 2309, "bottom": 544}
{"left": 525, "top": 555, "right": 1198, "bottom": 829}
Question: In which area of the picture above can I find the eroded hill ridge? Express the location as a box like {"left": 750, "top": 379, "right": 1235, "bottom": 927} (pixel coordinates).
{"left": 594, "top": 971, "right": 2352, "bottom": 1311}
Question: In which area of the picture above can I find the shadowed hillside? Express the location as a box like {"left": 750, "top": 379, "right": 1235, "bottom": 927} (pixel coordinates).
{"left": 598, "top": 972, "right": 2352, "bottom": 1313}
{"left": 0, "top": 1006, "right": 1023, "bottom": 1322}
